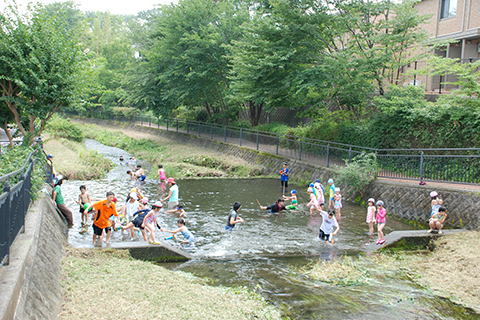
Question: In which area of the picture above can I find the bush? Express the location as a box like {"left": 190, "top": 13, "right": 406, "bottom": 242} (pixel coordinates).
{"left": 334, "top": 152, "right": 379, "bottom": 198}
{"left": 46, "top": 115, "right": 85, "bottom": 142}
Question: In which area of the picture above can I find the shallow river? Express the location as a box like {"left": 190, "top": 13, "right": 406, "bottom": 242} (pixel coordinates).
{"left": 59, "top": 139, "right": 479, "bottom": 319}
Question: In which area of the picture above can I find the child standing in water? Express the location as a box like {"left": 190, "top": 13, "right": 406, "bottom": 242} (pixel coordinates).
{"left": 279, "top": 162, "right": 289, "bottom": 194}
{"left": 366, "top": 198, "right": 376, "bottom": 235}
{"left": 142, "top": 202, "right": 163, "bottom": 245}
{"left": 161, "top": 218, "right": 195, "bottom": 244}
{"left": 76, "top": 185, "right": 92, "bottom": 225}
{"left": 375, "top": 200, "right": 386, "bottom": 245}
{"left": 334, "top": 187, "right": 342, "bottom": 220}
{"left": 155, "top": 164, "right": 167, "bottom": 182}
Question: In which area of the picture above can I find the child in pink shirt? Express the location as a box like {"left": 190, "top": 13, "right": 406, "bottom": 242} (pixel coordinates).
{"left": 375, "top": 200, "right": 387, "bottom": 245}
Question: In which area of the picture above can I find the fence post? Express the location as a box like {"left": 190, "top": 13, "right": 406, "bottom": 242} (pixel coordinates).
{"left": 276, "top": 134, "right": 279, "bottom": 155}
{"left": 326, "top": 143, "right": 330, "bottom": 167}
{"left": 157, "top": 118, "right": 160, "bottom": 129}
{"left": 187, "top": 122, "right": 189, "bottom": 134}
{"left": 198, "top": 124, "right": 201, "bottom": 137}
{"left": 224, "top": 126, "right": 227, "bottom": 142}
{"left": 167, "top": 119, "right": 169, "bottom": 131}
{"left": 141, "top": 117, "right": 143, "bottom": 126}
{"left": 3, "top": 180, "right": 11, "bottom": 266}
{"left": 20, "top": 173, "right": 26, "bottom": 234}
{"left": 239, "top": 128, "right": 243, "bottom": 146}
{"left": 419, "top": 151, "right": 425, "bottom": 182}
{"left": 176, "top": 120, "right": 179, "bottom": 132}
{"left": 149, "top": 117, "right": 151, "bottom": 127}
{"left": 133, "top": 115, "right": 135, "bottom": 124}
{"left": 299, "top": 139, "right": 302, "bottom": 161}
{"left": 210, "top": 125, "right": 213, "bottom": 140}
{"left": 256, "top": 132, "right": 259, "bottom": 150}
{"left": 348, "top": 147, "right": 352, "bottom": 164}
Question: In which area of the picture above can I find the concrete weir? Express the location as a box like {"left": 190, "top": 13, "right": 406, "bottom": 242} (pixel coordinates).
{"left": 71, "top": 241, "right": 193, "bottom": 262}
{"left": 365, "top": 229, "right": 467, "bottom": 252}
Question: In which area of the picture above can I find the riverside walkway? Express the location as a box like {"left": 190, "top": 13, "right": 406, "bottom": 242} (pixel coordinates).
{"left": 133, "top": 119, "right": 480, "bottom": 193}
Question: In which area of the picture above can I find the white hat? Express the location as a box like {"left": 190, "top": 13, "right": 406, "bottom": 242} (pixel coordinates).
{"left": 335, "top": 187, "right": 340, "bottom": 192}
{"left": 153, "top": 201, "right": 163, "bottom": 208}
{"left": 129, "top": 192, "right": 137, "bottom": 199}
{"left": 367, "top": 198, "right": 375, "bottom": 203}
{"left": 430, "top": 191, "right": 438, "bottom": 198}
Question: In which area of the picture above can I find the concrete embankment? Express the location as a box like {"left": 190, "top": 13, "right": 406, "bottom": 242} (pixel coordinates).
{"left": 0, "top": 188, "right": 67, "bottom": 320}
{"left": 73, "top": 117, "right": 480, "bottom": 231}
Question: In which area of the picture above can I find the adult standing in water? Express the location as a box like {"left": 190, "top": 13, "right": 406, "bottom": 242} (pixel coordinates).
{"left": 52, "top": 175, "right": 74, "bottom": 226}
{"left": 161, "top": 177, "right": 179, "bottom": 211}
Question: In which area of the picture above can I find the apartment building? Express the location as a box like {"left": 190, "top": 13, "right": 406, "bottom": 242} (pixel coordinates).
{"left": 411, "top": 0, "right": 480, "bottom": 92}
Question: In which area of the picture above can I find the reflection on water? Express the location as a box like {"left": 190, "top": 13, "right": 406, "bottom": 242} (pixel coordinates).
{"left": 58, "top": 139, "right": 479, "bottom": 319}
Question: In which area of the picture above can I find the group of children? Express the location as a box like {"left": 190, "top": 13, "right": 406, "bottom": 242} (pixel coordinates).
{"left": 72, "top": 158, "right": 448, "bottom": 248}
{"left": 75, "top": 184, "right": 194, "bottom": 246}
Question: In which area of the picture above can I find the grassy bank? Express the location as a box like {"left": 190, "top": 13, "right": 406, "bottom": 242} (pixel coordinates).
{"left": 43, "top": 136, "right": 113, "bottom": 180}
{"left": 61, "top": 247, "right": 280, "bottom": 320}
{"left": 299, "top": 232, "right": 480, "bottom": 313}
{"left": 77, "top": 121, "right": 263, "bottom": 178}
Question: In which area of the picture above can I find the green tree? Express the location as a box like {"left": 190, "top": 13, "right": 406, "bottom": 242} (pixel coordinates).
{"left": 0, "top": 2, "right": 85, "bottom": 142}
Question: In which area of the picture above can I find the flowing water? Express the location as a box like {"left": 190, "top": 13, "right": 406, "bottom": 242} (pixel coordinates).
{"left": 59, "top": 139, "right": 479, "bottom": 319}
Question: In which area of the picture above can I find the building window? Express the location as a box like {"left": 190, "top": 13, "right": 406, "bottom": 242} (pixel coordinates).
{"left": 441, "top": 0, "right": 457, "bottom": 19}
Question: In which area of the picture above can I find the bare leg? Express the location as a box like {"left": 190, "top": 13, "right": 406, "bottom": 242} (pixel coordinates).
{"left": 336, "top": 208, "right": 341, "bottom": 220}
{"left": 428, "top": 220, "right": 435, "bottom": 233}
{"left": 141, "top": 229, "right": 148, "bottom": 241}
{"left": 92, "top": 234, "right": 97, "bottom": 244}
{"left": 435, "top": 221, "right": 443, "bottom": 234}
{"left": 105, "top": 229, "right": 112, "bottom": 243}
{"left": 377, "top": 223, "right": 385, "bottom": 240}
{"left": 368, "top": 222, "right": 374, "bottom": 235}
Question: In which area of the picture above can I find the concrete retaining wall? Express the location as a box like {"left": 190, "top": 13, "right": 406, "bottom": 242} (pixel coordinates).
{"left": 0, "top": 187, "right": 68, "bottom": 320}
{"left": 73, "top": 117, "right": 480, "bottom": 229}
{"left": 364, "top": 180, "right": 480, "bottom": 230}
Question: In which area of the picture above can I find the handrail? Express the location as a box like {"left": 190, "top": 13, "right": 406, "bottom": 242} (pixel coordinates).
{"left": 0, "top": 151, "right": 35, "bottom": 183}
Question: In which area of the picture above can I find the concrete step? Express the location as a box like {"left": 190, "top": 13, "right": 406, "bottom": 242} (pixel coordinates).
{"left": 365, "top": 229, "right": 467, "bottom": 252}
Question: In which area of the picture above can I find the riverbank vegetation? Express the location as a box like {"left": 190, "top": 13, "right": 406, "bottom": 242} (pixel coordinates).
{"left": 61, "top": 247, "right": 280, "bottom": 320}
{"left": 300, "top": 232, "right": 480, "bottom": 314}
{"left": 43, "top": 118, "right": 113, "bottom": 180}
{"left": 79, "top": 120, "right": 263, "bottom": 178}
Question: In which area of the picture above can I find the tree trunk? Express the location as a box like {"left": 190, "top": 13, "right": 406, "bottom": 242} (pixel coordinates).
{"left": 248, "top": 100, "right": 263, "bottom": 127}
{"left": 1, "top": 122, "right": 14, "bottom": 148}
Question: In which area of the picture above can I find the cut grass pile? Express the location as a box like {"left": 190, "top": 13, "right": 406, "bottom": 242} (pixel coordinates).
{"left": 61, "top": 247, "right": 280, "bottom": 320}
{"left": 77, "top": 121, "right": 264, "bottom": 178}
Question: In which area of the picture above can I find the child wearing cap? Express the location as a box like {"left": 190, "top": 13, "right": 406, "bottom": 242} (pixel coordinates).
{"left": 375, "top": 200, "right": 386, "bottom": 245}
{"left": 286, "top": 200, "right": 298, "bottom": 210}
{"left": 314, "top": 179, "right": 325, "bottom": 205}
{"left": 366, "top": 198, "right": 376, "bottom": 236}
{"left": 334, "top": 187, "right": 342, "bottom": 220}
{"left": 162, "top": 178, "right": 179, "bottom": 210}
{"left": 430, "top": 191, "right": 443, "bottom": 218}
{"left": 142, "top": 202, "right": 163, "bottom": 245}
{"left": 282, "top": 189, "right": 297, "bottom": 202}
{"left": 165, "top": 203, "right": 186, "bottom": 218}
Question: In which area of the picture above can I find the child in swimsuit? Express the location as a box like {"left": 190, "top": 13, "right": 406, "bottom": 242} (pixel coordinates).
{"left": 430, "top": 191, "right": 443, "bottom": 218}
{"left": 76, "top": 185, "right": 92, "bottom": 225}
{"left": 366, "top": 198, "right": 376, "bottom": 236}
{"left": 334, "top": 187, "right": 342, "bottom": 220}
{"left": 307, "top": 187, "right": 321, "bottom": 215}
{"left": 283, "top": 189, "right": 297, "bottom": 202}
{"left": 155, "top": 164, "right": 167, "bottom": 182}
{"left": 161, "top": 218, "right": 195, "bottom": 244}
{"left": 142, "top": 202, "right": 163, "bottom": 244}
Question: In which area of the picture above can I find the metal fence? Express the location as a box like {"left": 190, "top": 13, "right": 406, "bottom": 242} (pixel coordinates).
{"left": 0, "top": 151, "right": 35, "bottom": 267}
{"left": 66, "top": 112, "right": 480, "bottom": 185}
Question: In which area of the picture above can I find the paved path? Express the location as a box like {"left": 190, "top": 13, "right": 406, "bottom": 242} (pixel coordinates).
{"left": 133, "top": 120, "right": 480, "bottom": 192}
{"left": 365, "top": 229, "right": 467, "bottom": 252}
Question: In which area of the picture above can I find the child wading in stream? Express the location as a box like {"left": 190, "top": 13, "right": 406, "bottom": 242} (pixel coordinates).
{"left": 375, "top": 200, "right": 386, "bottom": 245}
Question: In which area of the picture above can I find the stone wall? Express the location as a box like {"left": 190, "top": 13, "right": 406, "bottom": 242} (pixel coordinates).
{"left": 74, "top": 117, "right": 480, "bottom": 230}
{"left": 0, "top": 188, "right": 68, "bottom": 320}
{"left": 364, "top": 180, "right": 480, "bottom": 230}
